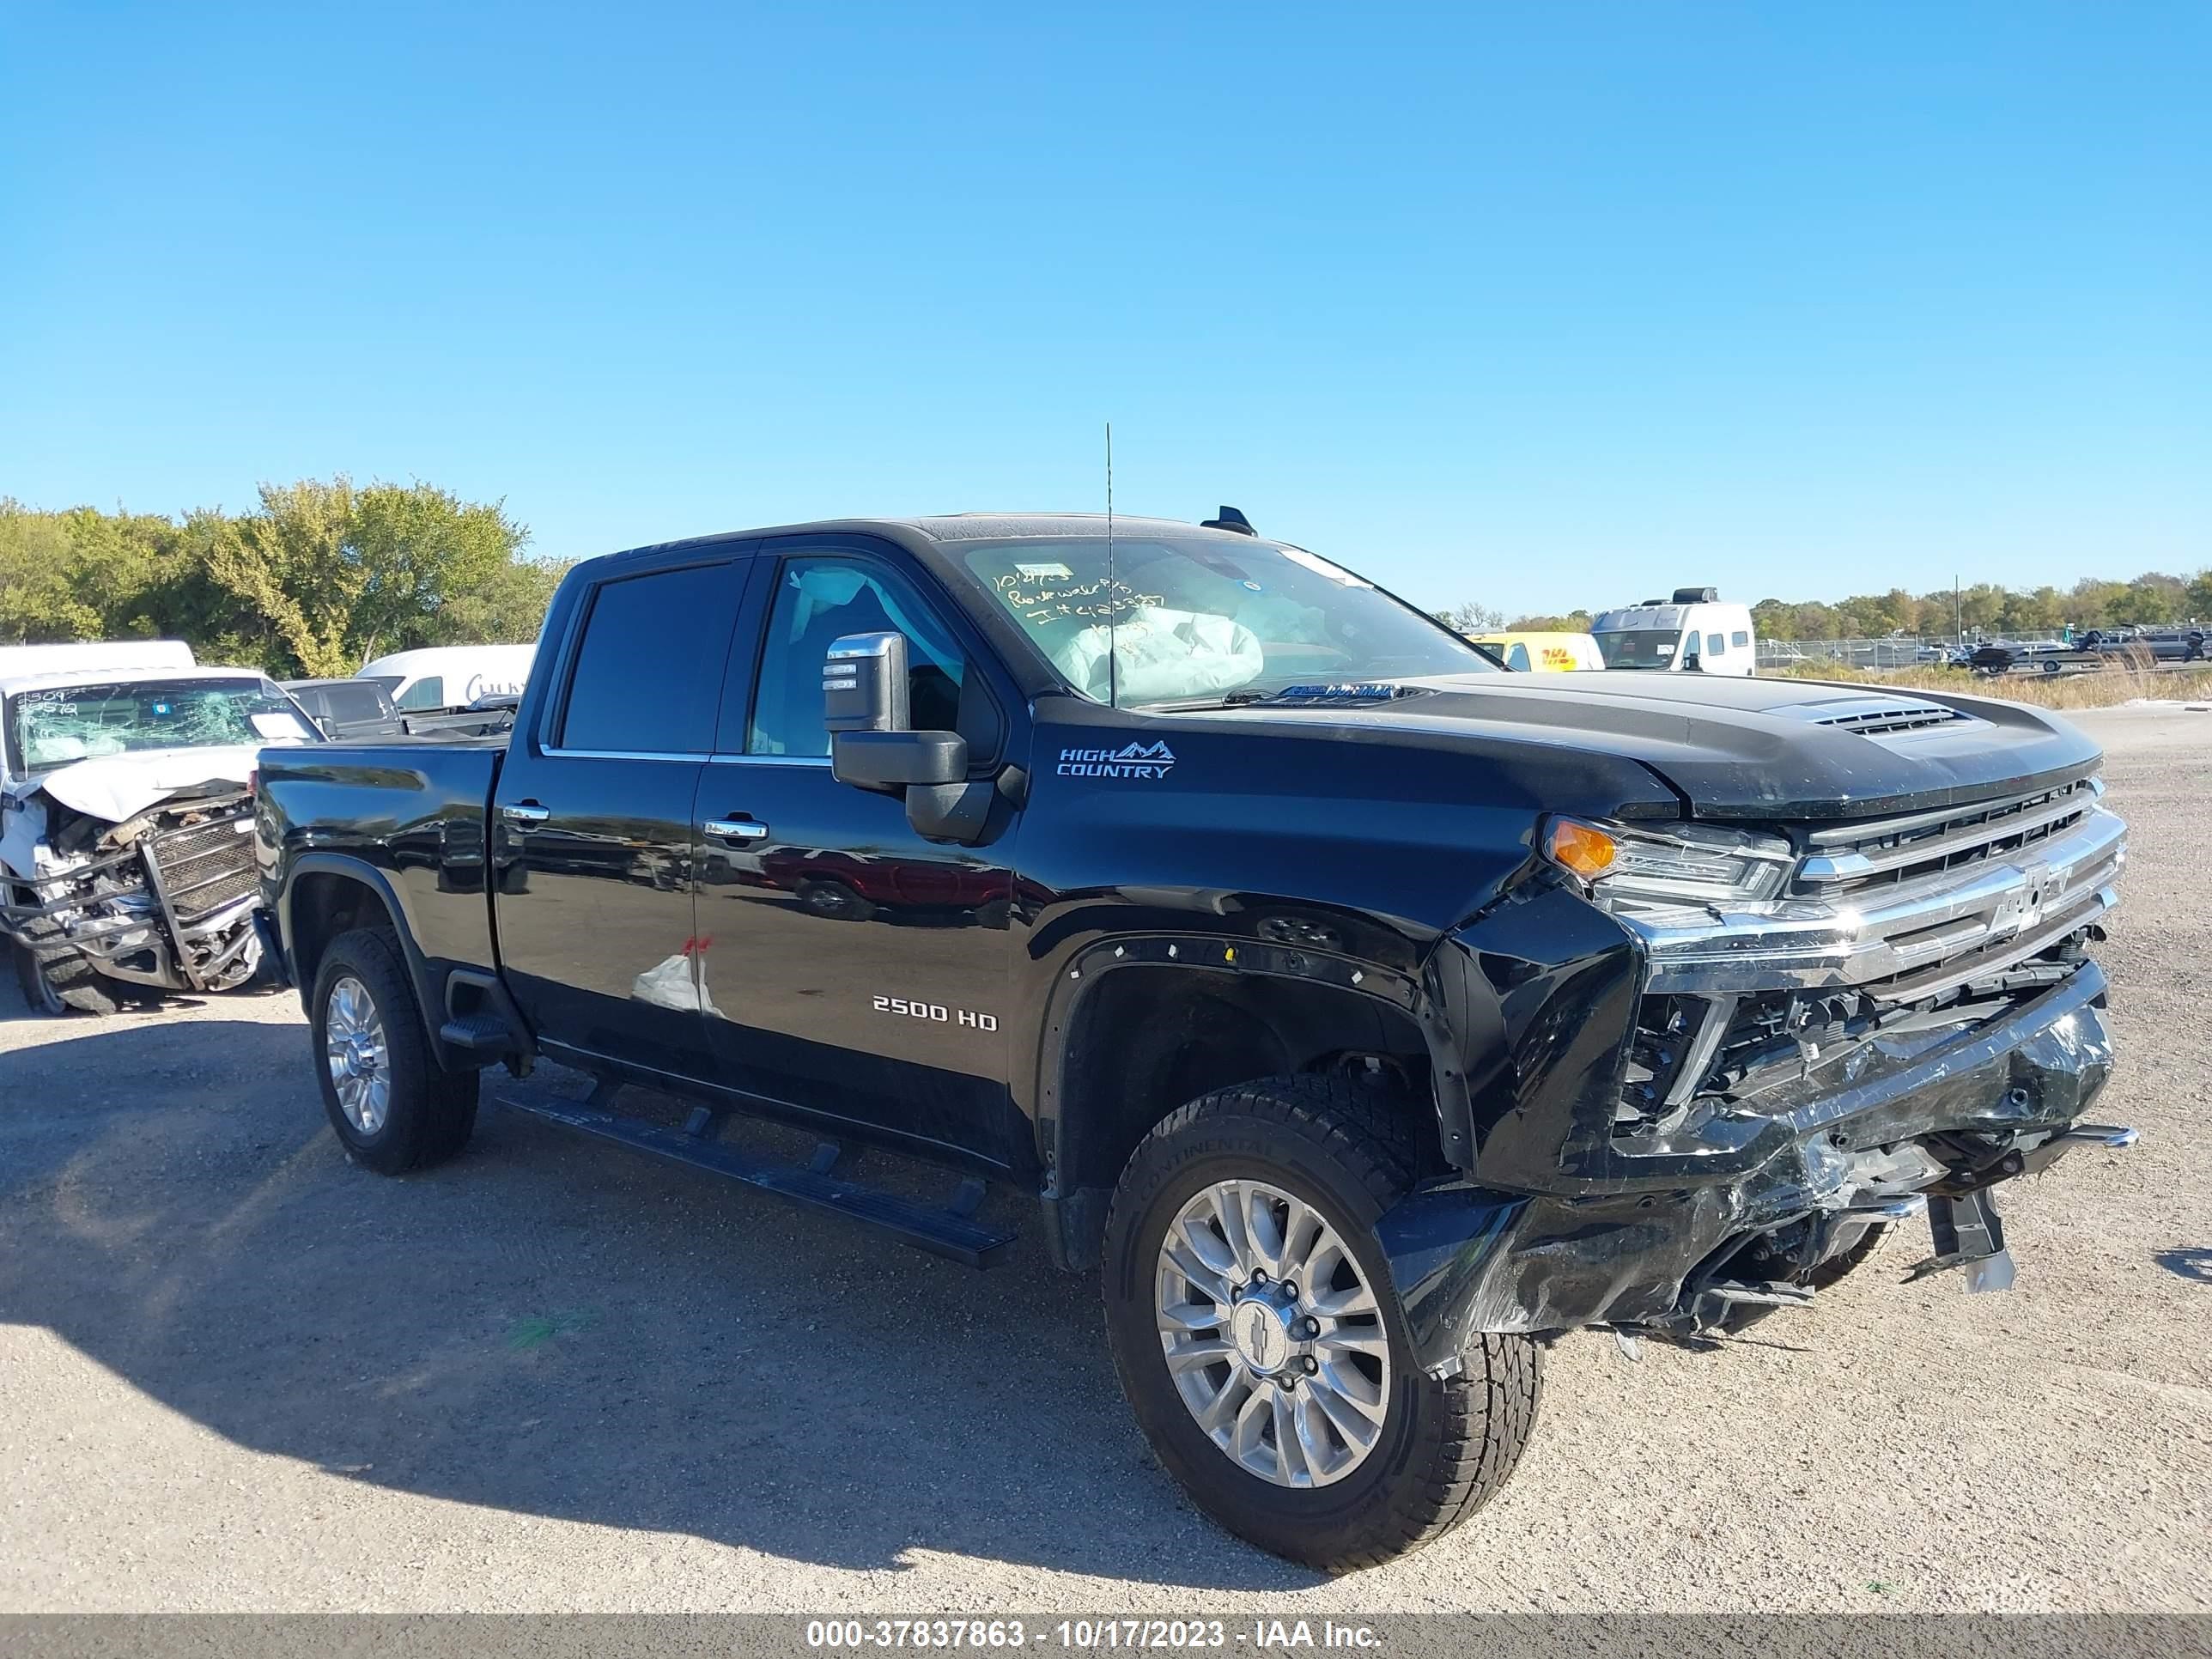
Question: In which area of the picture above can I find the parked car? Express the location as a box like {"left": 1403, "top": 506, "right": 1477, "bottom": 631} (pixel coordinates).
{"left": 258, "top": 510, "right": 2130, "bottom": 1570}
{"left": 3, "top": 641, "right": 320, "bottom": 1013}
{"left": 1590, "top": 587, "right": 1757, "bottom": 676}
{"left": 356, "top": 644, "right": 536, "bottom": 714}
{"left": 283, "top": 678, "right": 406, "bottom": 740}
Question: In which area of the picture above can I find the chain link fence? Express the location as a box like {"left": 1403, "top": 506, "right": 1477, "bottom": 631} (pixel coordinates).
{"left": 1757, "top": 635, "right": 1954, "bottom": 670}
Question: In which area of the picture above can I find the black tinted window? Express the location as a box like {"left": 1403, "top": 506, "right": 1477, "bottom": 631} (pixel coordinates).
{"left": 323, "top": 684, "right": 386, "bottom": 720}
{"left": 562, "top": 563, "right": 740, "bottom": 754}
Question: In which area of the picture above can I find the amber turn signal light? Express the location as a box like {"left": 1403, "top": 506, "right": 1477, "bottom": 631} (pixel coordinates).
{"left": 1545, "top": 817, "right": 1618, "bottom": 880}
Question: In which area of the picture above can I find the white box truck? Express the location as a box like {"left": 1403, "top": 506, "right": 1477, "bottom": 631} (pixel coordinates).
{"left": 1591, "top": 587, "right": 1758, "bottom": 677}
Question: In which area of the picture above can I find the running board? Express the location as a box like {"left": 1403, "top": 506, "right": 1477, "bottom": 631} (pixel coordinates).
{"left": 495, "top": 1091, "right": 1017, "bottom": 1267}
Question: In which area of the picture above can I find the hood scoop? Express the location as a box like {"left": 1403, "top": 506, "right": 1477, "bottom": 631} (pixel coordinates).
{"left": 1786, "top": 697, "right": 1978, "bottom": 738}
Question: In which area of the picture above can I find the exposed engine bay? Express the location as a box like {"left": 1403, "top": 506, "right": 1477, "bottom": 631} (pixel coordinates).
{"left": 2, "top": 781, "right": 264, "bottom": 1009}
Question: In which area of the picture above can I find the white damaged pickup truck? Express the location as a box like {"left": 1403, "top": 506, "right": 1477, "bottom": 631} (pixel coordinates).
{"left": 1, "top": 642, "right": 322, "bottom": 1013}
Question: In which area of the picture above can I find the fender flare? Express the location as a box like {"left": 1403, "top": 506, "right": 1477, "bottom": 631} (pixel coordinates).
{"left": 1030, "top": 931, "right": 1475, "bottom": 1267}
{"left": 276, "top": 853, "right": 448, "bottom": 1054}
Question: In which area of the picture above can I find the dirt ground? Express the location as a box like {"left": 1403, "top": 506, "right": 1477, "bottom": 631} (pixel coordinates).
{"left": 3, "top": 705, "right": 2208, "bottom": 1613}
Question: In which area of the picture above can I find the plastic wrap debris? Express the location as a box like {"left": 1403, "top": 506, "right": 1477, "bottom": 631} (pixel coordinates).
{"left": 1050, "top": 606, "right": 1265, "bottom": 703}
{"left": 632, "top": 953, "right": 721, "bottom": 1017}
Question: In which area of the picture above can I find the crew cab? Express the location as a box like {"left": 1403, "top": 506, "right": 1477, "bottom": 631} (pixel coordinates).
{"left": 258, "top": 513, "right": 2130, "bottom": 1570}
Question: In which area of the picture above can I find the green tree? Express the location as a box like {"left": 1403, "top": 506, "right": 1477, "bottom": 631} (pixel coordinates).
{"left": 0, "top": 479, "right": 563, "bottom": 676}
{"left": 1434, "top": 601, "right": 1506, "bottom": 633}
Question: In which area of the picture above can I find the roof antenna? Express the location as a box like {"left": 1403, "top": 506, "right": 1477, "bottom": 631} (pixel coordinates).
{"left": 1105, "top": 421, "right": 1117, "bottom": 710}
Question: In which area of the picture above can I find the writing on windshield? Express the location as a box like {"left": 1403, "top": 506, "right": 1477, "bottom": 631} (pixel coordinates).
{"left": 962, "top": 538, "right": 1492, "bottom": 704}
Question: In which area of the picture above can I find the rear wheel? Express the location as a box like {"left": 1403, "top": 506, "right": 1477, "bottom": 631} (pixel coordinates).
{"left": 1103, "top": 1074, "right": 1542, "bottom": 1571}
{"left": 310, "top": 927, "right": 477, "bottom": 1174}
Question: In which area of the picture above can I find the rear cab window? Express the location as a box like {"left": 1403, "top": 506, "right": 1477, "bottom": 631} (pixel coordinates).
{"left": 556, "top": 562, "right": 744, "bottom": 755}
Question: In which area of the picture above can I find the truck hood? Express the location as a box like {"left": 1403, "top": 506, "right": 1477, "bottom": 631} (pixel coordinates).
{"left": 1212, "top": 672, "right": 2101, "bottom": 820}
{"left": 12, "top": 744, "right": 263, "bottom": 823}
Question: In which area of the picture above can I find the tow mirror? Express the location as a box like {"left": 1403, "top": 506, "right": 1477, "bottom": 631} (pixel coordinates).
{"left": 832, "top": 729, "right": 993, "bottom": 843}
{"left": 823, "top": 631, "right": 910, "bottom": 734}
{"left": 831, "top": 730, "right": 967, "bottom": 789}
{"left": 823, "top": 629, "right": 994, "bottom": 844}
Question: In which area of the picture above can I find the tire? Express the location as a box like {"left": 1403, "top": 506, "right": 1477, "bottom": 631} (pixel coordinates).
{"left": 13, "top": 940, "right": 69, "bottom": 1015}
{"left": 12, "top": 920, "right": 121, "bottom": 1016}
{"left": 1102, "top": 1074, "right": 1542, "bottom": 1571}
{"left": 309, "top": 927, "right": 478, "bottom": 1175}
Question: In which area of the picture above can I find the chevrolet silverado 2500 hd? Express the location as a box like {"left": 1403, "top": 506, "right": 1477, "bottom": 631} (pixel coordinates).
{"left": 258, "top": 513, "right": 2130, "bottom": 1571}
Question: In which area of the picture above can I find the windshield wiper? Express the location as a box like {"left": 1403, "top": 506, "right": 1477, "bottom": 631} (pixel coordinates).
{"left": 1232, "top": 683, "right": 1431, "bottom": 707}
{"left": 1134, "top": 683, "right": 1432, "bottom": 713}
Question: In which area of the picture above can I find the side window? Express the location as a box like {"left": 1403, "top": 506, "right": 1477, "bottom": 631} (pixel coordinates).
{"left": 1706, "top": 632, "right": 1725, "bottom": 657}
{"left": 748, "top": 557, "right": 968, "bottom": 758}
{"left": 1730, "top": 630, "right": 1750, "bottom": 648}
{"left": 1506, "top": 643, "right": 1532, "bottom": 672}
{"left": 558, "top": 563, "right": 742, "bottom": 755}
{"left": 396, "top": 677, "right": 444, "bottom": 711}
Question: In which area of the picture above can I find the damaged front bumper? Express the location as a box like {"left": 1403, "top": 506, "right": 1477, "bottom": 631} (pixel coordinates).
{"left": 1, "top": 794, "right": 264, "bottom": 994}
{"left": 1379, "top": 957, "right": 2119, "bottom": 1373}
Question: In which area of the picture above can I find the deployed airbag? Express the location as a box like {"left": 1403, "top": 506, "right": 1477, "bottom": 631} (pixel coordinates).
{"left": 1051, "top": 606, "right": 1264, "bottom": 703}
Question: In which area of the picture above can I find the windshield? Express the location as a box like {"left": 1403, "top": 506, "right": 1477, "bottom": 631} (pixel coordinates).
{"left": 959, "top": 536, "right": 1495, "bottom": 705}
{"left": 7, "top": 678, "right": 317, "bottom": 775}
{"left": 1593, "top": 629, "right": 1684, "bottom": 670}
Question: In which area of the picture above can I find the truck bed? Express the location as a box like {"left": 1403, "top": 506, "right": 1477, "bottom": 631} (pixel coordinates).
{"left": 256, "top": 735, "right": 507, "bottom": 981}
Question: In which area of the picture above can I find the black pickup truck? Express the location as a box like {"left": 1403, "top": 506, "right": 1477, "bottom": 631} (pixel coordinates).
{"left": 257, "top": 512, "right": 2131, "bottom": 1571}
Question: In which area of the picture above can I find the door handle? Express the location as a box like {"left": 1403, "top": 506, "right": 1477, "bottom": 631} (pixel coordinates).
{"left": 501, "top": 802, "right": 550, "bottom": 823}
{"left": 703, "top": 817, "right": 769, "bottom": 842}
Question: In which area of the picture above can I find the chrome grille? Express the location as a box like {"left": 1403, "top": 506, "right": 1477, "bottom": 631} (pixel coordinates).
{"left": 147, "top": 811, "right": 258, "bottom": 924}
{"left": 1797, "top": 775, "right": 2100, "bottom": 897}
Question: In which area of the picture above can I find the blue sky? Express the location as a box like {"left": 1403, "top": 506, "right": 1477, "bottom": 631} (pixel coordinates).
{"left": 3, "top": 3, "right": 2206, "bottom": 617}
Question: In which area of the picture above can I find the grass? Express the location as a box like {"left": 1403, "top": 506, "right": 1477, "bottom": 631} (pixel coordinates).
{"left": 1765, "top": 655, "right": 2212, "bottom": 709}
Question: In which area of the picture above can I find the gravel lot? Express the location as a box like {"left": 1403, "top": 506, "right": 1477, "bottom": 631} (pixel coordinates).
{"left": 3, "top": 706, "right": 2208, "bottom": 1614}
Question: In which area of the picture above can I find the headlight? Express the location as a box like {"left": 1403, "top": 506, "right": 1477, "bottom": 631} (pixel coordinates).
{"left": 1542, "top": 816, "right": 1794, "bottom": 912}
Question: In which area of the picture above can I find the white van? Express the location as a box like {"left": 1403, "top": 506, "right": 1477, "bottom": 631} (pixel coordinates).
{"left": 356, "top": 644, "right": 537, "bottom": 713}
{"left": 1590, "top": 588, "right": 1758, "bottom": 678}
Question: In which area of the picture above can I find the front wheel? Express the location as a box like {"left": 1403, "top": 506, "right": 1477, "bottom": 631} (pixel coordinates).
{"left": 12, "top": 919, "right": 122, "bottom": 1015}
{"left": 310, "top": 927, "right": 478, "bottom": 1174}
{"left": 1102, "top": 1075, "right": 1542, "bottom": 1571}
